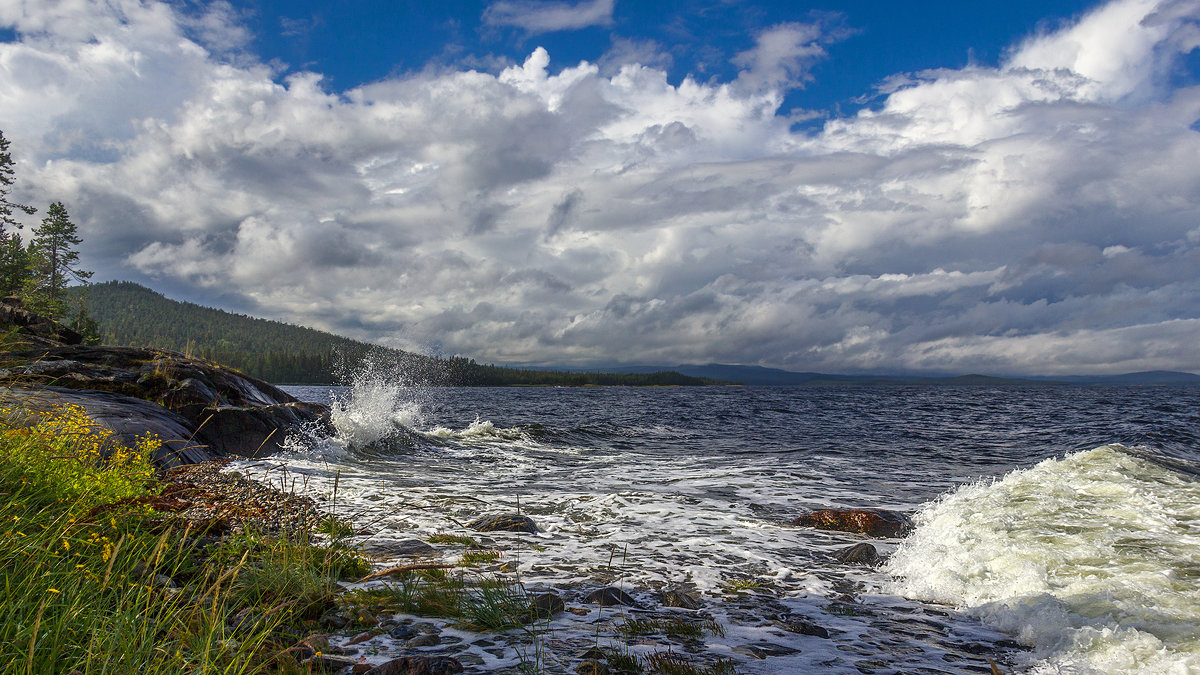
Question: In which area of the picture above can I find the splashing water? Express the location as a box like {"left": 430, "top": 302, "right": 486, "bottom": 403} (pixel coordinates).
{"left": 262, "top": 383, "right": 1200, "bottom": 674}
{"left": 887, "top": 445, "right": 1200, "bottom": 674}
{"left": 328, "top": 371, "right": 424, "bottom": 450}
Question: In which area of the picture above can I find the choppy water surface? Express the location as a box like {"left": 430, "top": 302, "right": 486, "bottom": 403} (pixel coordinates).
{"left": 233, "top": 376, "right": 1200, "bottom": 674}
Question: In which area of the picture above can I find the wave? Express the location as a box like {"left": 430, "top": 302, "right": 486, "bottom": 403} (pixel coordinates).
{"left": 285, "top": 358, "right": 533, "bottom": 456}
{"left": 887, "top": 444, "right": 1200, "bottom": 674}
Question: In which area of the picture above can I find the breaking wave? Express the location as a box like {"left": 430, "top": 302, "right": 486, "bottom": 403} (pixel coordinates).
{"left": 887, "top": 444, "right": 1200, "bottom": 674}
{"left": 286, "top": 357, "right": 530, "bottom": 456}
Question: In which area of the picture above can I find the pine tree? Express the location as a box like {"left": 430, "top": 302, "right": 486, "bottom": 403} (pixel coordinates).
{"left": 28, "top": 201, "right": 91, "bottom": 316}
{"left": 0, "top": 130, "right": 36, "bottom": 297}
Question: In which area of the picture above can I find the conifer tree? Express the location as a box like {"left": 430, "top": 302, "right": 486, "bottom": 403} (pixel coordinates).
{"left": 0, "top": 130, "right": 36, "bottom": 296}
{"left": 28, "top": 201, "right": 91, "bottom": 315}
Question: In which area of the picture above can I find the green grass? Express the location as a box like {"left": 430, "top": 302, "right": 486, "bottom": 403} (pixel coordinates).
{"left": 458, "top": 549, "right": 502, "bottom": 567}
{"left": 426, "top": 533, "right": 482, "bottom": 548}
{"left": 342, "top": 569, "right": 530, "bottom": 632}
{"left": 644, "top": 650, "right": 740, "bottom": 675}
{"left": 617, "top": 616, "right": 726, "bottom": 639}
{"left": 0, "top": 401, "right": 370, "bottom": 674}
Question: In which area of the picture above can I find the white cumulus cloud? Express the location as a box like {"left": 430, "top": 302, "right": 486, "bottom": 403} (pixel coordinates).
{"left": 1, "top": 0, "right": 1199, "bottom": 375}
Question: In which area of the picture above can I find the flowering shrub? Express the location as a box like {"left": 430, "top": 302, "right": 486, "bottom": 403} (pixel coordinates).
{"left": 0, "top": 403, "right": 159, "bottom": 509}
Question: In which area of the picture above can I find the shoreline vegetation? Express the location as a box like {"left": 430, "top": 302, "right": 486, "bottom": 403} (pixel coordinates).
{"left": 0, "top": 302, "right": 760, "bottom": 674}
{"left": 0, "top": 398, "right": 759, "bottom": 675}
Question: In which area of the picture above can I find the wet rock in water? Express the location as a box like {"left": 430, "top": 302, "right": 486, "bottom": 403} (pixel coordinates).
{"left": 834, "top": 542, "right": 882, "bottom": 566}
{"left": 583, "top": 587, "right": 642, "bottom": 608}
{"left": 732, "top": 645, "right": 767, "bottom": 659}
{"left": 660, "top": 588, "right": 702, "bottom": 609}
{"left": 467, "top": 513, "right": 538, "bottom": 534}
{"left": 378, "top": 539, "right": 439, "bottom": 557}
{"left": 777, "top": 615, "right": 830, "bottom": 638}
{"left": 388, "top": 624, "right": 417, "bottom": 640}
{"left": 527, "top": 592, "right": 566, "bottom": 621}
{"left": 363, "top": 655, "right": 464, "bottom": 675}
{"left": 791, "top": 508, "right": 912, "bottom": 537}
{"left": 406, "top": 633, "right": 441, "bottom": 648}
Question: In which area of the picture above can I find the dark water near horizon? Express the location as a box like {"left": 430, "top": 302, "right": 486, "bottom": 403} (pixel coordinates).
{"left": 254, "top": 381, "right": 1200, "bottom": 674}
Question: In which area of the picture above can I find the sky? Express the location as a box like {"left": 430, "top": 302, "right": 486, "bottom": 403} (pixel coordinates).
{"left": 2, "top": 0, "right": 1200, "bottom": 375}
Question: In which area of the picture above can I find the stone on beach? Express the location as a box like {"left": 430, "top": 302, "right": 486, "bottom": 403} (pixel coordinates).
{"left": 791, "top": 508, "right": 912, "bottom": 537}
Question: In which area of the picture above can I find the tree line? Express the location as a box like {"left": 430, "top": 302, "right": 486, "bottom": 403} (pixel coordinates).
{"left": 0, "top": 130, "right": 98, "bottom": 340}
{"left": 82, "top": 281, "right": 719, "bottom": 386}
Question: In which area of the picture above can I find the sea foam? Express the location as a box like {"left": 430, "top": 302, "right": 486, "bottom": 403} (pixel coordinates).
{"left": 887, "top": 444, "right": 1200, "bottom": 674}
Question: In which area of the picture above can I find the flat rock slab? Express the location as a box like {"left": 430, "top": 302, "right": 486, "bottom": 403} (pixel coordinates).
{"left": 791, "top": 508, "right": 912, "bottom": 537}
{"left": 467, "top": 513, "right": 538, "bottom": 534}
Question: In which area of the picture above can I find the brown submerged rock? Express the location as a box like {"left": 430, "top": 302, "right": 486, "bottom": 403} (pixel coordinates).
{"left": 792, "top": 508, "right": 912, "bottom": 537}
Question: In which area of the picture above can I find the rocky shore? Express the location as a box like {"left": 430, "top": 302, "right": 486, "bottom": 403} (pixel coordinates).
{"left": 1, "top": 301, "right": 1014, "bottom": 674}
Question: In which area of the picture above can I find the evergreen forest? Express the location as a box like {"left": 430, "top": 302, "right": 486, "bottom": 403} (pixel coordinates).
{"left": 80, "top": 281, "right": 717, "bottom": 387}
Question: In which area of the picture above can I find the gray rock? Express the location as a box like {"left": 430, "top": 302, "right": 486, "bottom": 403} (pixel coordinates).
{"left": 373, "top": 539, "right": 439, "bottom": 557}
{"left": 660, "top": 589, "right": 702, "bottom": 609}
{"left": 0, "top": 386, "right": 216, "bottom": 469}
{"left": 0, "top": 345, "right": 331, "bottom": 463}
{"left": 388, "top": 624, "right": 417, "bottom": 640}
{"left": 834, "top": 542, "right": 881, "bottom": 566}
{"left": 732, "top": 645, "right": 767, "bottom": 659}
{"left": 583, "top": 587, "right": 641, "bottom": 608}
{"left": 406, "top": 633, "right": 441, "bottom": 648}
{"left": 777, "top": 615, "right": 829, "bottom": 638}
{"left": 527, "top": 592, "right": 566, "bottom": 621}
{"left": 363, "top": 655, "right": 464, "bottom": 675}
{"left": 467, "top": 513, "right": 538, "bottom": 534}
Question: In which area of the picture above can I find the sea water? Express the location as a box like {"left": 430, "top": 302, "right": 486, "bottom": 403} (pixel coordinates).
{"left": 230, "top": 373, "right": 1200, "bottom": 674}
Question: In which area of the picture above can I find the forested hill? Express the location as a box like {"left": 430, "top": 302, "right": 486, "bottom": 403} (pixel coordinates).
{"left": 76, "top": 281, "right": 716, "bottom": 387}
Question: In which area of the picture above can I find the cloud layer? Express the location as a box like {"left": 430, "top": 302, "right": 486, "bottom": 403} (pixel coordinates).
{"left": 2, "top": 0, "right": 1200, "bottom": 374}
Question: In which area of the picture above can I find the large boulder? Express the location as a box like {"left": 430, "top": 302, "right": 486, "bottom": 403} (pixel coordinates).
{"left": 791, "top": 508, "right": 912, "bottom": 538}
{"left": 0, "top": 345, "right": 330, "bottom": 462}
{"left": 0, "top": 386, "right": 216, "bottom": 469}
